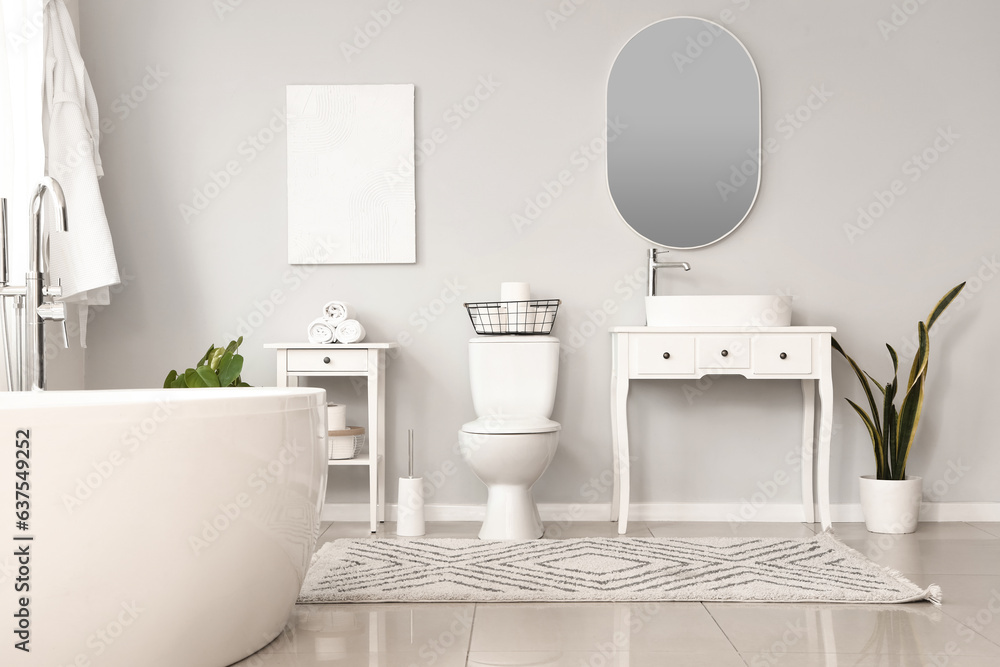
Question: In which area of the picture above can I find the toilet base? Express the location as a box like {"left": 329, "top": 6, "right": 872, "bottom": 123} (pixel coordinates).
{"left": 479, "top": 484, "right": 544, "bottom": 540}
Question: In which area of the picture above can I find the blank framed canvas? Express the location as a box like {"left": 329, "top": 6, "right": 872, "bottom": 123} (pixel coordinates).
{"left": 287, "top": 84, "right": 415, "bottom": 264}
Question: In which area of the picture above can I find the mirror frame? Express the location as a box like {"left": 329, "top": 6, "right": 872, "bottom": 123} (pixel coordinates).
{"left": 606, "top": 16, "right": 762, "bottom": 250}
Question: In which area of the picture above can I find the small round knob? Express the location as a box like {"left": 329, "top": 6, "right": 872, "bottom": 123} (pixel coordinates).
{"left": 323, "top": 357, "right": 331, "bottom": 364}
{"left": 721, "top": 349, "right": 729, "bottom": 357}
{"left": 662, "top": 352, "right": 671, "bottom": 359}
{"left": 779, "top": 352, "right": 787, "bottom": 360}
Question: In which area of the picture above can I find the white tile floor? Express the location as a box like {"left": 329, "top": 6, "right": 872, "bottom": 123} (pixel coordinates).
{"left": 233, "top": 521, "right": 1000, "bottom": 667}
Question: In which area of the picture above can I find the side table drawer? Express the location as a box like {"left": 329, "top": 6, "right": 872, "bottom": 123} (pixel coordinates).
{"left": 753, "top": 336, "right": 813, "bottom": 375}
{"left": 632, "top": 335, "right": 696, "bottom": 375}
{"left": 286, "top": 349, "right": 368, "bottom": 372}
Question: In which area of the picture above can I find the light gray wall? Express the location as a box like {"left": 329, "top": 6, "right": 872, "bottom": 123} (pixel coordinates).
{"left": 77, "top": 0, "right": 1000, "bottom": 509}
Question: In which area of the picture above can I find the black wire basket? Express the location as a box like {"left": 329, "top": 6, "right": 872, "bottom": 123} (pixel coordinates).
{"left": 464, "top": 299, "right": 561, "bottom": 335}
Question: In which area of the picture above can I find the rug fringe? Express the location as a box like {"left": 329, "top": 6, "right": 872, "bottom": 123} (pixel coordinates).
{"left": 818, "top": 531, "right": 943, "bottom": 606}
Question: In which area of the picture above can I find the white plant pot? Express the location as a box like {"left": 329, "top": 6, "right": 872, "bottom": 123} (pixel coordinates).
{"left": 858, "top": 475, "right": 922, "bottom": 534}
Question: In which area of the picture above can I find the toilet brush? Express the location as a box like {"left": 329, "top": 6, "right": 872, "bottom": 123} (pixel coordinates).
{"left": 396, "top": 429, "right": 425, "bottom": 536}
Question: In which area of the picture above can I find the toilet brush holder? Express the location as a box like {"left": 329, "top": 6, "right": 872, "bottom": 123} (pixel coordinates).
{"left": 396, "top": 429, "right": 425, "bottom": 537}
{"left": 397, "top": 477, "right": 425, "bottom": 536}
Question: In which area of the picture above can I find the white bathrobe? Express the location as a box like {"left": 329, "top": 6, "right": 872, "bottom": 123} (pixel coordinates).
{"left": 43, "top": 0, "right": 119, "bottom": 346}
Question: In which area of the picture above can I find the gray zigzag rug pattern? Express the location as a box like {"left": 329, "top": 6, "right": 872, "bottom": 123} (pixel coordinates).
{"left": 298, "top": 532, "right": 940, "bottom": 604}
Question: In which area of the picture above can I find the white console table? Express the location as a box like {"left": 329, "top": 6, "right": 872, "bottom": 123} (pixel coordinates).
{"left": 610, "top": 326, "right": 835, "bottom": 533}
{"left": 265, "top": 342, "right": 397, "bottom": 532}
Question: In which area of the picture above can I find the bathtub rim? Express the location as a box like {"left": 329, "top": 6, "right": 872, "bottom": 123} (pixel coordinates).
{"left": 0, "top": 386, "right": 327, "bottom": 417}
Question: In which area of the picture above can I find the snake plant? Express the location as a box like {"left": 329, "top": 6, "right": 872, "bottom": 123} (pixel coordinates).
{"left": 163, "top": 337, "right": 251, "bottom": 388}
{"left": 832, "top": 283, "right": 965, "bottom": 481}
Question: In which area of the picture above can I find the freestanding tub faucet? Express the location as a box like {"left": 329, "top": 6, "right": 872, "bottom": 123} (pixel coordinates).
{"left": 647, "top": 247, "right": 690, "bottom": 297}
{"left": 24, "top": 177, "right": 70, "bottom": 391}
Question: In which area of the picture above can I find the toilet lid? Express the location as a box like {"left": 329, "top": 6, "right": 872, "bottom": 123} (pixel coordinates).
{"left": 461, "top": 416, "right": 561, "bottom": 435}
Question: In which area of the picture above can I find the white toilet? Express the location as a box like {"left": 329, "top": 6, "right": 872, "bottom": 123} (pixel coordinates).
{"left": 458, "top": 335, "right": 561, "bottom": 540}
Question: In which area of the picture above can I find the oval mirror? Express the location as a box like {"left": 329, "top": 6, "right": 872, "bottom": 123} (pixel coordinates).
{"left": 607, "top": 17, "right": 761, "bottom": 249}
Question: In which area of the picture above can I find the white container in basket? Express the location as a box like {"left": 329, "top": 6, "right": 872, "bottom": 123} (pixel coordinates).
{"left": 328, "top": 426, "right": 365, "bottom": 459}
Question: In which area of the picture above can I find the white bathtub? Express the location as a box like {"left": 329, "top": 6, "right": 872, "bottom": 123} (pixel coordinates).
{"left": 0, "top": 387, "right": 328, "bottom": 667}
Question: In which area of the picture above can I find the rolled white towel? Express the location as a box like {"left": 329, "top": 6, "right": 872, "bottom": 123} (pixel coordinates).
{"left": 323, "top": 301, "right": 355, "bottom": 326}
{"left": 307, "top": 317, "right": 337, "bottom": 344}
{"left": 335, "top": 319, "right": 366, "bottom": 344}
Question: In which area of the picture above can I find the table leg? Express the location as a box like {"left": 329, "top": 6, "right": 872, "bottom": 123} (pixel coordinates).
{"left": 376, "top": 351, "right": 386, "bottom": 527}
{"left": 367, "top": 349, "right": 381, "bottom": 533}
{"left": 613, "top": 335, "right": 631, "bottom": 535}
{"left": 610, "top": 335, "right": 621, "bottom": 522}
{"left": 817, "top": 337, "right": 834, "bottom": 530}
{"left": 800, "top": 379, "right": 816, "bottom": 524}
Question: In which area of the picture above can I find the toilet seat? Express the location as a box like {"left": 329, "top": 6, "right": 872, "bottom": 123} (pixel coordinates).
{"left": 461, "top": 415, "right": 561, "bottom": 435}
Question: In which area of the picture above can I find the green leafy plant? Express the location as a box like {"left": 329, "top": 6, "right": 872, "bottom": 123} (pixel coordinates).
{"left": 163, "top": 337, "right": 251, "bottom": 388}
{"left": 832, "top": 283, "right": 965, "bottom": 481}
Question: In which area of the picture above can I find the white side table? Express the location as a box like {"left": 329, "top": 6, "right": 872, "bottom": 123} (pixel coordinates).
{"left": 265, "top": 342, "right": 397, "bottom": 532}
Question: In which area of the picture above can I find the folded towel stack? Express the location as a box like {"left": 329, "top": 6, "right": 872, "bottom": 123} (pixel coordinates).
{"left": 305, "top": 301, "right": 368, "bottom": 344}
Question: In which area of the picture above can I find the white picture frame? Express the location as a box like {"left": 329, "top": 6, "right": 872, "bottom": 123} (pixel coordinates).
{"left": 286, "top": 84, "right": 415, "bottom": 264}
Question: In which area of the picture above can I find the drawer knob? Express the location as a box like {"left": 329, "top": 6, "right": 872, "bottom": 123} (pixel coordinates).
{"left": 720, "top": 349, "right": 729, "bottom": 357}
{"left": 662, "top": 352, "right": 671, "bottom": 360}
{"left": 780, "top": 352, "right": 787, "bottom": 360}
{"left": 323, "top": 357, "right": 331, "bottom": 364}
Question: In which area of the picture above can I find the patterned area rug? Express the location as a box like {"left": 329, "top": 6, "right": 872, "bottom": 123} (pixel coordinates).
{"left": 298, "top": 532, "right": 940, "bottom": 604}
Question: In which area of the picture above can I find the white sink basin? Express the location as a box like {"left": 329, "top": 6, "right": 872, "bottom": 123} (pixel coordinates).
{"left": 645, "top": 295, "right": 792, "bottom": 327}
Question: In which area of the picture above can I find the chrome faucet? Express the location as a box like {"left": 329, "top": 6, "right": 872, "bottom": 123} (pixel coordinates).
{"left": 647, "top": 248, "right": 690, "bottom": 297}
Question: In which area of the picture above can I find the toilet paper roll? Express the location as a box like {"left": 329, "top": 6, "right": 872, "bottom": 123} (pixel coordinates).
{"left": 396, "top": 477, "right": 425, "bottom": 537}
{"left": 307, "top": 318, "right": 337, "bottom": 344}
{"left": 323, "top": 301, "right": 356, "bottom": 326}
{"left": 500, "top": 282, "right": 531, "bottom": 302}
{"left": 326, "top": 404, "right": 347, "bottom": 431}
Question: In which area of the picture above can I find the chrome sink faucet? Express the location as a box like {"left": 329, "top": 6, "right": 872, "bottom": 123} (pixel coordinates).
{"left": 647, "top": 248, "right": 690, "bottom": 297}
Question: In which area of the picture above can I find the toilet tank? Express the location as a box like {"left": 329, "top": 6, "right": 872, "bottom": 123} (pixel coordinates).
{"left": 469, "top": 336, "right": 560, "bottom": 418}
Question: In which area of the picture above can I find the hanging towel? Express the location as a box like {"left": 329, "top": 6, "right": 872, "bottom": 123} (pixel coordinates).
{"left": 335, "top": 319, "right": 366, "bottom": 344}
{"left": 43, "top": 0, "right": 120, "bottom": 346}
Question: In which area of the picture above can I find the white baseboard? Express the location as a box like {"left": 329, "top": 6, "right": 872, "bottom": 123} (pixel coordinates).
{"left": 322, "top": 502, "right": 1000, "bottom": 524}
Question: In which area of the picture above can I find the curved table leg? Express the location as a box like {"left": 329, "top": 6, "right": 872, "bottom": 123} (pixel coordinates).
{"left": 817, "top": 337, "right": 834, "bottom": 530}
{"left": 610, "top": 338, "right": 621, "bottom": 522}
{"left": 613, "top": 335, "right": 631, "bottom": 535}
{"left": 800, "top": 379, "right": 816, "bottom": 524}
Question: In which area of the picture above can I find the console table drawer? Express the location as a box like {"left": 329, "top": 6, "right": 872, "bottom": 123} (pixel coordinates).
{"left": 286, "top": 349, "right": 368, "bottom": 372}
{"left": 632, "top": 335, "right": 696, "bottom": 375}
{"left": 753, "top": 336, "right": 813, "bottom": 375}
{"left": 696, "top": 335, "right": 750, "bottom": 369}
